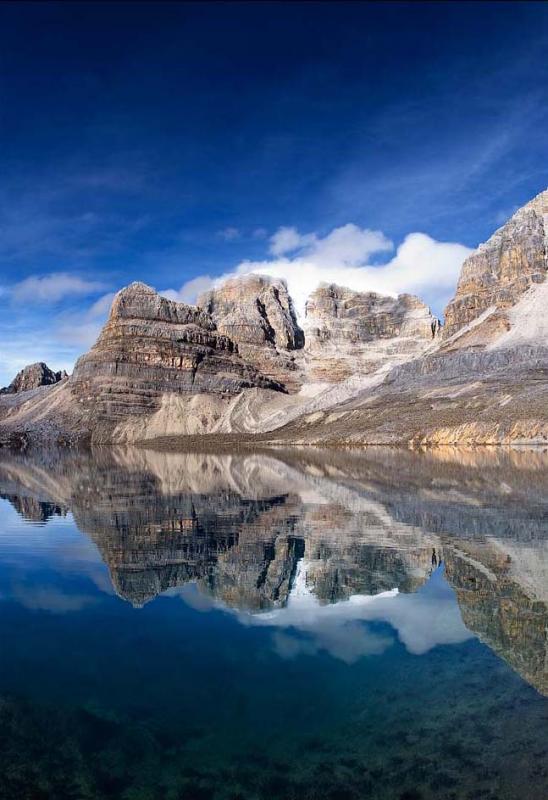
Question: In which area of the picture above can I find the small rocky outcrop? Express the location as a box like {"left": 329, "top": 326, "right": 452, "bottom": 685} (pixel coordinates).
{"left": 198, "top": 275, "right": 305, "bottom": 391}
{"left": 69, "top": 282, "right": 283, "bottom": 440}
{"left": 443, "top": 188, "right": 548, "bottom": 344}
{"left": 303, "top": 284, "right": 440, "bottom": 382}
{"left": 0, "top": 362, "right": 68, "bottom": 395}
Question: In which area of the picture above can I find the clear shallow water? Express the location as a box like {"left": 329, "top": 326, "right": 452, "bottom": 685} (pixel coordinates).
{"left": 0, "top": 447, "right": 547, "bottom": 800}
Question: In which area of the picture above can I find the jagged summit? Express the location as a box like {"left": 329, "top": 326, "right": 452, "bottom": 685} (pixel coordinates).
{"left": 1, "top": 189, "right": 547, "bottom": 447}
{"left": 443, "top": 186, "right": 548, "bottom": 345}
{"left": 197, "top": 274, "right": 305, "bottom": 390}
{"left": 0, "top": 362, "right": 68, "bottom": 395}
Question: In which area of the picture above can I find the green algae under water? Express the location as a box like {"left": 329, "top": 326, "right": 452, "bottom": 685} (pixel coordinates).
{"left": 0, "top": 446, "right": 546, "bottom": 800}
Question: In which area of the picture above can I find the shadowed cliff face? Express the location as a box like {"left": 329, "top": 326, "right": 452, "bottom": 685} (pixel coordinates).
{"left": 198, "top": 275, "right": 305, "bottom": 392}
{"left": 0, "top": 446, "right": 546, "bottom": 693}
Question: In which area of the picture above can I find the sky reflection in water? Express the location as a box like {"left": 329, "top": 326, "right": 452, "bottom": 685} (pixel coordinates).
{"left": 0, "top": 446, "right": 546, "bottom": 800}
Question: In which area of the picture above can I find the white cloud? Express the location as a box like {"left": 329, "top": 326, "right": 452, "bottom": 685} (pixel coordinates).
{"left": 272, "top": 223, "right": 393, "bottom": 263}
{"left": 54, "top": 291, "right": 116, "bottom": 348}
{"left": 169, "top": 565, "right": 472, "bottom": 665}
{"left": 269, "top": 225, "right": 311, "bottom": 255}
{"left": 240, "top": 565, "right": 472, "bottom": 663}
{"left": 164, "top": 223, "right": 472, "bottom": 317}
{"left": 160, "top": 275, "right": 217, "bottom": 305}
{"left": 10, "top": 272, "right": 108, "bottom": 304}
{"left": 238, "top": 226, "right": 470, "bottom": 316}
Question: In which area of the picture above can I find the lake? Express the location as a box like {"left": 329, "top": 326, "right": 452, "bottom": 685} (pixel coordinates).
{"left": 0, "top": 446, "right": 547, "bottom": 800}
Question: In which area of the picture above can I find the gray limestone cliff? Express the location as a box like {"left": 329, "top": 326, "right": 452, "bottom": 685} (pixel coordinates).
{"left": 302, "top": 284, "right": 440, "bottom": 382}
{"left": 197, "top": 275, "right": 304, "bottom": 391}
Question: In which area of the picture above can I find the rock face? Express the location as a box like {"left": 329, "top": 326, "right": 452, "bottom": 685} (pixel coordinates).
{"left": 69, "top": 282, "right": 283, "bottom": 441}
{"left": 1, "top": 189, "right": 547, "bottom": 448}
{"left": 197, "top": 275, "right": 304, "bottom": 391}
{"left": 0, "top": 362, "right": 68, "bottom": 395}
{"left": 303, "top": 284, "right": 440, "bottom": 382}
{"left": 443, "top": 188, "right": 548, "bottom": 344}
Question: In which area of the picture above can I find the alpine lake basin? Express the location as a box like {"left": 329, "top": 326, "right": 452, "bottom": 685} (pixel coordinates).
{"left": 0, "top": 445, "right": 547, "bottom": 800}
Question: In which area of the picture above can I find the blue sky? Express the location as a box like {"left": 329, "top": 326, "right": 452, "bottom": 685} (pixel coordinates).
{"left": 1, "top": 1, "right": 548, "bottom": 384}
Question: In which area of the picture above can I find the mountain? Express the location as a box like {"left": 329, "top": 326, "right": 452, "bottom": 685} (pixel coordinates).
{"left": 443, "top": 188, "right": 548, "bottom": 347}
{"left": 0, "top": 189, "right": 546, "bottom": 447}
{"left": 0, "top": 362, "right": 68, "bottom": 395}
{"left": 197, "top": 275, "right": 304, "bottom": 391}
{"left": 302, "top": 284, "right": 440, "bottom": 382}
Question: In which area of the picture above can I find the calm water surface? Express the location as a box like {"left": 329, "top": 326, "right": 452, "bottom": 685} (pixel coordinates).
{"left": 0, "top": 446, "right": 547, "bottom": 800}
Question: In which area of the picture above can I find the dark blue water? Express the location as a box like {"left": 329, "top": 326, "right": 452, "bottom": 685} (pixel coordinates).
{"left": 0, "top": 447, "right": 547, "bottom": 799}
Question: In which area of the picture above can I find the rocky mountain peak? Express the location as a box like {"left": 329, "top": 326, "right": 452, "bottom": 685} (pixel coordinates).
{"left": 68, "top": 282, "right": 283, "bottom": 442}
{"left": 302, "top": 283, "right": 440, "bottom": 382}
{"left": 109, "top": 281, "right": 215, "bottom": 329}
{"left": 443, "top": 187, "right": 548, "bottom": 345}
{"left": 0, "top": 362, "right": 68, "bottom": 395}
{"left": 197, "top": 274, "right": 305, "bottom": 391}
{"left": 198, "top": 274, "right": 304, "bottom": 350}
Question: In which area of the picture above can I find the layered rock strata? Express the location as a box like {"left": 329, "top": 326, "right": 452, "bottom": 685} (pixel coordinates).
{"left": 302, "top": 285, "right": 440, "bottom": 382}
{"left": 197, "top": 275, "right": 304, "bottom": 391}
{"left": 443, "top": 188, "right": 548, "bottom": 345}
{"left": 69, "top": 281, "right": 283, "bottom": 441}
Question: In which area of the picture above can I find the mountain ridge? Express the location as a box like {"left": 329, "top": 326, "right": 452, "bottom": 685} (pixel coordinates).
{"left": 1, "top": 189, "right": 547, "bottom": 447}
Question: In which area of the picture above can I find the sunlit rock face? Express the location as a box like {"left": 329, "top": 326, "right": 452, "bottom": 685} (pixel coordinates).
{"left": 0, "top": 362, "right": 68, "bottom": 395}
{"left": 443, "top": 188, "right": 548, "bottom": 345}
{"left": 302, "top": 284, "right": 440, "bottom": 382}
{"left": 70, "top": 282, "right": 283, "bottom": 441}
{"left": 197, "top": 275, "right": 305, "bottom": 391}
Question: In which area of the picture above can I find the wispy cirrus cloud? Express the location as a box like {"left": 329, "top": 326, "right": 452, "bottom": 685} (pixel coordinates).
{"left": 217, "top": 226, "right": 241, "bottom": 241}
{"left": 53, "top": 291, "right": 116, "bottom": 348}
{"left": 10, "top": 272, "right": 108, "bottom": 304}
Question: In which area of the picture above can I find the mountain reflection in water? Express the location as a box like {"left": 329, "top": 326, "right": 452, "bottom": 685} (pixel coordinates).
{"left": 0, "top": 446, "right": 547, "bottom": 799}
